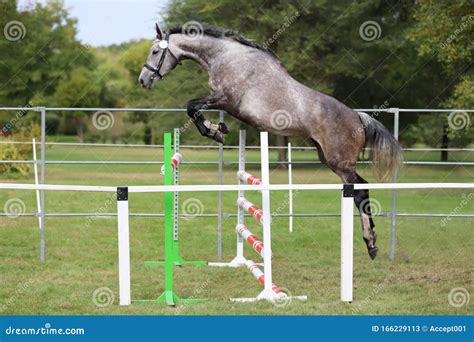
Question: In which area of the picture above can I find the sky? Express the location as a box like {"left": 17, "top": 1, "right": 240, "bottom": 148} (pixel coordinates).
{"left": 18, "top": 0, "right": 170, "bottom": 46}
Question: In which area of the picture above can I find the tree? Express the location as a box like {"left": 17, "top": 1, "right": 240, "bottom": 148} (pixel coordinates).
{"left": 0, "top": 0, "right": 96, "bottom": 137}
{"left": 52, "top": 67, "right": 101, "bottom": 142}
{"left": 0, "top": 0, "right": 95, "bottom": 105}
{"left": 407, "top": 1, "right": 473, "bottom": 159}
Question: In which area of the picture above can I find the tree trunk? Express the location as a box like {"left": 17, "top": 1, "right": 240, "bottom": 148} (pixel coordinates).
{"left": 76, "top": 119, "right": 84, "bottom": 143}
{"left": 144, "top": 125, "right": 152, "bottom": 145}
{"left": 441, "top": 124, "right": 449, "bottom": 161}
{"left": 276, "top": 135, "right": 288, "bottom": 169}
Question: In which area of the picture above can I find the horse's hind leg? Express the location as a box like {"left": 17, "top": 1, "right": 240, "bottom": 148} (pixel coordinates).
{"left": 339, "top": 170, "right": 378, "bottom": 259}
{"left": 352, "top": 173, "right": 378, "bottom": 259}
{"left": 313, "top": 140, "right": 378, "bottom": 259}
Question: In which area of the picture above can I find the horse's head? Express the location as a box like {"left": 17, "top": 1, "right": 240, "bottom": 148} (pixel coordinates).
{"left": 138, "top": 23, "right": 181, "bottom": 89}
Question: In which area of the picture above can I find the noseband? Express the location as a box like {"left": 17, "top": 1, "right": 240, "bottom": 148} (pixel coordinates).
{"left": 143, "top": 32, "right": 181, "bottom": 80}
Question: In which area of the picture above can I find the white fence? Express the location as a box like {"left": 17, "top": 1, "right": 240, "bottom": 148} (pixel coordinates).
{"left": 1, "top": 106, "right": 473, "bottom": 261}
{"left": 1, "top": 158, "right": 473, "bottom": 304}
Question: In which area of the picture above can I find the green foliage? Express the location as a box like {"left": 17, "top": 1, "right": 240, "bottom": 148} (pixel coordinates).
{"left": 403, "top": 1, "right": 473, "bottom": 151}
{"left": 45, "top": 112, "right": 60, "bottom": 135}
{"left": 53, "top": 67, "right": 101, "bottom": 108}
{"left": 408, "top": 0, "right": 473, "bottom": 72}
{"left": 0, "top": 0, "right": 96, "bottom": 106}
{"left": 0, "top": 0, "right": 472, "bottom": 150}
{"left": 0, "top": 123, "right": 40, "bottom": 175}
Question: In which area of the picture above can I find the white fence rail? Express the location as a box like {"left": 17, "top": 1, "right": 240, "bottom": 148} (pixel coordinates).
{"left": 1, "top": 182, "right": 474, "bottom": 192}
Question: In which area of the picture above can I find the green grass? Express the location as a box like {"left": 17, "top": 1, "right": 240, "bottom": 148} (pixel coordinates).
{"left": 0, "top": 144, "right": 472, "bottom": 315}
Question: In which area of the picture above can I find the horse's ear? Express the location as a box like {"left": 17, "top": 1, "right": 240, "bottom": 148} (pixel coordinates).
{"left": 155, "top": 23, "right": 164, "bottom": 40}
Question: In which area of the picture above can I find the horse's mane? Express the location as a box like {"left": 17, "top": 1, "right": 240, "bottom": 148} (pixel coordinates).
{"left": 169, "top": 23, "right": 280, "bottom": 60}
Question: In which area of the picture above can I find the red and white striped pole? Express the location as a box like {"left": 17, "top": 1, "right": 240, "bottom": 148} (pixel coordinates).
{"left": 236, "top": 224, "right": 270, "bottom": 258}
{"left": 160, "top": 152, "right": 182, "bottom": 176}
{"left": 237, "top": 197, "right": 264, "bottom": 224}
{"left": 245, "top": 260, "right": 286, "bottom": 297}
{"left": 237, "top": 170, "right": 262, "bottom": 186}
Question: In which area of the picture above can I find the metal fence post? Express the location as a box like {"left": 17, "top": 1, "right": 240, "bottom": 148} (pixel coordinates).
{"left": 390, "top": 108, "right": 400, "bottom": 260}
{"left": 40, "top": 107, "right": 46, "bottom": 262}
{"left": 216, "top": 111, "right": 225, "bottom": 261}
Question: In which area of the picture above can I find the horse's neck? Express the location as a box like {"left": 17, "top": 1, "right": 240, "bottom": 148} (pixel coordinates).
{"left": 172, "top": 34, "right": 224, "bottom": 69}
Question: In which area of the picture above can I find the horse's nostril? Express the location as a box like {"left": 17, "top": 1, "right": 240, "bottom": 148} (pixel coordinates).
{"left": 139, "top": 78, "right": 144, "bottom": 85}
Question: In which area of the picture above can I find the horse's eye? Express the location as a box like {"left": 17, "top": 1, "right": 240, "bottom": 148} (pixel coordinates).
{"left": 152, "top": 50, "right": 159, "bottom": 55}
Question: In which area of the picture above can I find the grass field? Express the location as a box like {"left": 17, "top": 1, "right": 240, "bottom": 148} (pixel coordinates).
{"left": 0, "top": 143, "right": 472, "bottom": 315}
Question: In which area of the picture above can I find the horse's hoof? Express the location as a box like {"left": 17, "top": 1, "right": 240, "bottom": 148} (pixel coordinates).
{"left": 218, "top": 122, "right": 229, "bottom": 134}
{"left": 212, "top": 131, "right": 224, "bottom": 144}
{"left": 368, "top": 246, "right": 378, "bottom": 260}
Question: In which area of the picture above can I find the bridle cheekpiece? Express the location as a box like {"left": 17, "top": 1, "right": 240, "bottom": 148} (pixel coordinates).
{"left": 143, "top": 32, "right": 181, "bottom": 80}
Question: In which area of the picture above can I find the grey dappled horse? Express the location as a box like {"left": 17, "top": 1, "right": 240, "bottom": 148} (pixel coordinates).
{"left": 139, "top": 23, "right": 403, "bottom": 259}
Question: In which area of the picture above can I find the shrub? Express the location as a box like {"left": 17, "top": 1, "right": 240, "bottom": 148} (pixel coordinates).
{"left": 0, "top": 124, "right": 41, "bottom": 176}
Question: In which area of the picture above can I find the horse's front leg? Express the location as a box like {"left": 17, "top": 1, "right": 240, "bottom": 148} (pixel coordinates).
{"left": 186, "top": 93, "right": 229, "bottom": 143}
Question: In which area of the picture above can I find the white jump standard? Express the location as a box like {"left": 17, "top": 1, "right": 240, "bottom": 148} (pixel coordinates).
{"left": 210, "top": 130, "right": 307, "bottom": 303}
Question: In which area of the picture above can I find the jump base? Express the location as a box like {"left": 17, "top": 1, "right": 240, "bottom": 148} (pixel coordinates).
{"left": 231, "top": 294, "right": 308, "bottom": 303}
{"left": 208, "top": 257, "right": 264, "bottom": 268}
{"left": 133, "top": 291, "right": 207, "bottom": 307}
{"left": 144, "top": 259, "right": 208, "bottom": 267}
{"left": 208, "top": 262, "right": 264, "bottom": 267}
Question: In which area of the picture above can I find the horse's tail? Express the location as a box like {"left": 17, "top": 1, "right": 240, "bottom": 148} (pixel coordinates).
{"left": 357, "top": 112, "right": 403, "bottom": 181}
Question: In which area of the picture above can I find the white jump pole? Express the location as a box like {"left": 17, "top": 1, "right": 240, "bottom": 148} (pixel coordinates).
{"left": 258, "top": 132, "right": 274, "bottom": 299}
{"left": 117, "top": 187, "right": 131, "bottom": 306}
{"left": 32, "top": 138, "right": 42, "bottom": 231}
{"left": 341, "top": 184, "right": 354, "bottom": 302}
